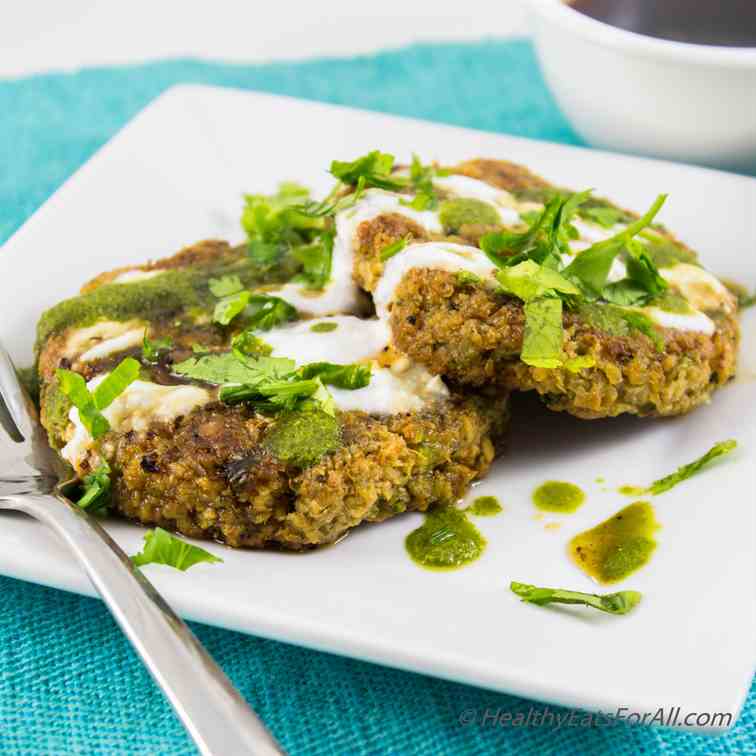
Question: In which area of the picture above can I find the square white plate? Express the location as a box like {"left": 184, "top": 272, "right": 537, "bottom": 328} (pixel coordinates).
{"left": 1, "top": 85, "right": 754, "bottom": 731}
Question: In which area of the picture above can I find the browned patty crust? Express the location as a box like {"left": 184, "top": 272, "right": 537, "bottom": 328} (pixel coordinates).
{"left": 37, "top": 240, "right": 509, "bottom": 549}
{"left": 388, "top": 268, "right": 739, "bottom": 419}
{"left": 102, "top": 397, "right": 504, "bottom": 550}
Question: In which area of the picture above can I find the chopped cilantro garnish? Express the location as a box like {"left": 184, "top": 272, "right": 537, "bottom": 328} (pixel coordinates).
{"left": 174, "top": 350, "right": 369, "bottom": 417}
{"left": 399, "top": 154, "right": 444, "bottom": 211}
{"left": 208, "top": 275, "right": 244, "bottom": 298}
{"left": 76, "top": 461, "right": 112, "bottom": 514}
{"left": 211, "top": 282, "right": 297, "bottom": 330}
{"left": 495, "top": 261, "right": 579, "bottom": 369}
{"left": 291, "top": 233, "right": 333, "bottom": 290}
{"left": 495, "top": 260, "right": 580, "bottom": 302}
{"left": 329, "top": 150, "right": 407, "bottom": 191}
{"left": 131, "top": 528, "right": 222, "bottom": 571}
{"left": 521, "top": 298, "right": 564, "bottom": 369}
{"left": 380, "top": 235, "right": 410, "bottom": 262}
{"left": 213, "top": 291, "right": 251, "bottom": 326}
{"left": 57, "top": 357, "right": 140, "bottom": 439}
{"left": 563, "top": 194, "right": 667, "bottom": 298}
{"left": 580, "top": 205, "right": 627, "bottom": 229}
{"left": 231, "top": 330, "right": 273, "bottom": 358}
{"left": 173, "top": 352, "right": 294, "bottom": 386}
{"left": 480, "top": 190, "right": 588, "bottom": 270}
{"left": 298, "top": 362, "right": 371, "bottom": 390}
{"left": 242, "top": 182, "right": 325, "bottom": 267}
{"left": 510, "top": 581, "right": 641, "bottom": 615}
{"left": 626, "top": 440, "right": 737, "bottom": 496}
{"left": 142, "top": 332, "right": 172, "bottom": 363}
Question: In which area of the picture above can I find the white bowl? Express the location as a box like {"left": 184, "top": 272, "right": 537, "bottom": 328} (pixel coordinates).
{"left": 525, "top": 0, "right": 756, "bottom": 173}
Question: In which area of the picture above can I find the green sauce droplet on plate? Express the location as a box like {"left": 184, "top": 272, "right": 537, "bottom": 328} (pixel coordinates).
{"left": 618, "top": 485, "right": 646, "bottom": 497}
{"left": 405, "top": 507, "right": 486, "bottom": 570}
{"left": 465, "top": 496, "right": 503, "bottom": 516}
{"left": 310, "top": 322, "right": 338, "bottom": 333}
{"left": 569, "top": 501, "right": 660, "bottom": 584}
{"left": 533, "top": 481, "right": 585, "bottom": 513}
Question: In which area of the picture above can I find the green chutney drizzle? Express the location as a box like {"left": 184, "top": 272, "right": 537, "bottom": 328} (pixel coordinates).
{"left": 465, "top": 496, "right": 503, "bottom": 516}
{"left": 569, "top": 501, "right": 660, "bottom": 584}
{"left": 533, "top": 481, "right": 585, "bottom": 514}
{"left": 618, "top": 485, "right": 646, "bottom": 497}
{"left": 405, "top": 507, "right": 486, "bottom": 570}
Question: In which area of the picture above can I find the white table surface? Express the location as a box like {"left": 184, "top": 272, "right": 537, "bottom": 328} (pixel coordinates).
{"left": 0, "top": 0, "right": 528, "bottom": 78}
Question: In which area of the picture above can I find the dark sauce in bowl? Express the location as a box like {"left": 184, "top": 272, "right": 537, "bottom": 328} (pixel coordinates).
{"left": 568, "top": 0, "right": 756, "bottom": 48}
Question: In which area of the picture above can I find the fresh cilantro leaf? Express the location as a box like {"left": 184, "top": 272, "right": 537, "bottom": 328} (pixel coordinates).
{"left": 521, "top": 297, "right": 564, "bottom": 369}
{"left": 601, "top": 280, "right": 652, "bottom": 307}
{"left": 298, "top": 362, "right": 371, "bottom": 389}
{"left": 329, "top": 151, "right": 407, "bottom": 191}
{"left": 219, "top": 376, "right": 324, "bottom": 411}
{"left": 380, "top": 235, "right": 410, "bottom": 262}
{"left": 92, "top": 358, "right": 142, "bottom": 408}
{"left": 510, "top": 581, "right": 641, "bottom": 615}
{"left": 213, "top": 288, "right": 297, "bottom": 330}
{"left": 173, "top": 352, "right": 295, "bottom": 386}
{"left": 213, "top": 291, "right": 251, "bottom": 325}
{"left": 495, "top": 260, "right": 580, "bottom": 301}
{"left": 401, "top": 154, "right": 440, "bottom": 210}
{"left": 291, "top": 233, "right": 333, "bottom": 290}
{"left": 481, "top": 190, "right": 590, "bottom": 270}
{"left": 295, "top": 177, "right": 370, "bottom": 220}
{"left": 56, "top": 370, "right": 109, "bottom": 438}
{"left": 630, "top": 440, "right": 737, "bottom": 495}
{"left": 57, "top": 357, "right": 140, "bottom": 439}
{"left": 245, "top": 294, "right": 298, "bottom": 331}
{"left": 142, "top": 331, "right": 172, "bottom": 363}
{"left": 208, "top": 275, "right": 244, "bottom": 298}
{"left": 580, "top": 205, "right": 627, "bottom": 229}
{"left": 563, "top": 355, "right": 596, "bottom": 373}
{"left": 563, "top": 194, "right": 667, "bottom": 297}
{"left": 131, "top": 528, "right": 222, "bottom": 571}
{"left": 231, "top": 330, "right": 273, "bottom": 359}
{"left": 76, "top": 461, "right": 112, "bottom": 514}
{"left": 242, "top": 182, "right": 324, "bottom": 267}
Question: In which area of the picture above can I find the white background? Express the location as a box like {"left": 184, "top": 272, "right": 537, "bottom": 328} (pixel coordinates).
{"left": 0, "top": 0, "right": 529, "bottom": 78}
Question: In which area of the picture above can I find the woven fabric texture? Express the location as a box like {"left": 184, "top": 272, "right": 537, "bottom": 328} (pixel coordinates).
{"left": 0, "top": 39, "right": 753, "bottom": 755}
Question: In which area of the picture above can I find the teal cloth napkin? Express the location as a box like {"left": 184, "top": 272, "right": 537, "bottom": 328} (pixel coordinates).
{"left": 0, "top": 40, "right": 753, "bottom": 755}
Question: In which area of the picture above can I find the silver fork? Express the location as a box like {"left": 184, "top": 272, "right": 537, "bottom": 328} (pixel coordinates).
{"left": 0, "top": 344, "right": 284, "bottom": 756}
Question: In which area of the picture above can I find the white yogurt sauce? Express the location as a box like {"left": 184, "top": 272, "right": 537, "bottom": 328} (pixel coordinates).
{"left": 63, "top": 320, "right": 145, "bottom": 362}
{"left": 78, "top": 328, "right": 144, "bottom": 362}
{"left": 263, "top": 316, "right": 390, "bottom": 365}
{"left": 661, "top": 263, "right": 735, "bottom": 313}
{"left": 262, "top": 314, "right": 448, "bottom": 415}
{"left": 643, "top": 307, "right": 715, "bottom": 335}
{"left": 374, "top": 242, "right": 497, "bottom": 318}
{"left": 62, "top": 376, "right": 212, "bottom": 471}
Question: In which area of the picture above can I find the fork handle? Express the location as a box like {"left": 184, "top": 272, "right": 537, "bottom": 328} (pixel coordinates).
{"left": 1, "top": 493, "right": 284, "bottom": 756}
